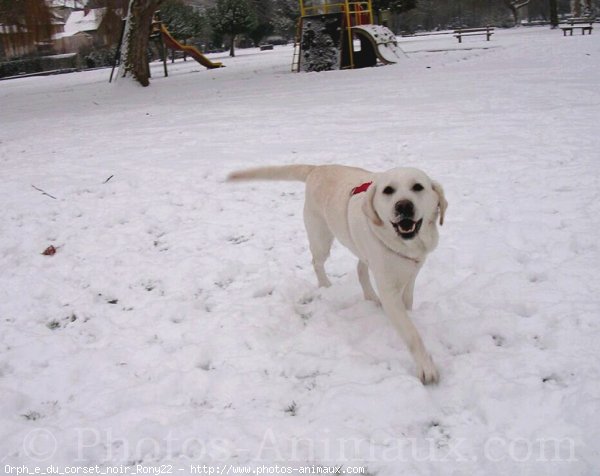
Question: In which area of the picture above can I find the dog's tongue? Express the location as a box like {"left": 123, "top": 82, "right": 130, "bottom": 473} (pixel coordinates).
{"left": 399, "top": 218, "right": 416, "bottom": 232}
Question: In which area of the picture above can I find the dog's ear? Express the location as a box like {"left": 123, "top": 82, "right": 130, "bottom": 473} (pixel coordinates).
{"left": 432, "top": 181, "right": 448, "bottom": 226}
{"left": 362, "top": 182, "right": 384, "bottom": 226}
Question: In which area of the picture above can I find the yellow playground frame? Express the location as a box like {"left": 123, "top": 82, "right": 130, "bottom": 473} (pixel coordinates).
{"left": 295, "top": 0, "right": 375, "bottom": 70}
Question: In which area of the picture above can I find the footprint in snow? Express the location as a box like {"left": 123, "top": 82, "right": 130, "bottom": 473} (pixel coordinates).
{"left": 227, "top": 235, "right": 251, "bottom": 245}
{"left": 491, "top": 334, "right": 506, "bottom": 347}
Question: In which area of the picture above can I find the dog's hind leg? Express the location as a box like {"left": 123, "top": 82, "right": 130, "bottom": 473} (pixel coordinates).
{"left": 304, "top": 207, "right": 334, "bottom": 288}
{"left": 357, "top": 260, "right": 380, "bottom": 305}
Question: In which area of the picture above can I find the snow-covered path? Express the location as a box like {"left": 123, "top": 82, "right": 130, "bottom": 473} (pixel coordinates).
{"left": 1, "top": 27, "right": 599, "bottom": 475}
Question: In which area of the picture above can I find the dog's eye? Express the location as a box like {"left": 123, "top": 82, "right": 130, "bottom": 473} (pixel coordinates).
{"left": 382, "top": 186, "right": 395, "bottom": 195}
{"left": 412, "top": 183, "right": 424, "bottom": 192}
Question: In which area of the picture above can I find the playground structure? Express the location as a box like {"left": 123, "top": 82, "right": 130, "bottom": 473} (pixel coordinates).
{"left": 292, "top": 0, "right": 404, "bottom": 72}
{"left": 158, "top": 25, "right": 223, "bottom": 70}
{"left": 109, "top": 12, "right": 223, "bottom": 82}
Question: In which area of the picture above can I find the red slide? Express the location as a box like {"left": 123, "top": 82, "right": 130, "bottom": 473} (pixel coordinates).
{"left": 160, "top": 25, "right": 224, "bottom": 69}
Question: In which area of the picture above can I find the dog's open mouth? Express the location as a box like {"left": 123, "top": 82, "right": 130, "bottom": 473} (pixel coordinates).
{"left": 392, "top": 218, "right": 423, "bottom": 239}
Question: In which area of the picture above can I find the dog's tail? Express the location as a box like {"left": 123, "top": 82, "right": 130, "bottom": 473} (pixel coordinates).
{"left": 227, "top": 165, "right": 315, "bottom": 183}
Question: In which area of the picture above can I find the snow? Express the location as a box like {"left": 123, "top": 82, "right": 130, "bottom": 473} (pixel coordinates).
{"left": 56, "top": 8, "right": 106, "bottom": 39}
{"left": 49, "top": 0, "right": 88, "bottom": 8}
{"left": 1, "top": 27, "right": 599, "bottom": 475}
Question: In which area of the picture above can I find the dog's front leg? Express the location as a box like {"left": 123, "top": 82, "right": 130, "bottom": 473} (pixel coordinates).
{"left": 357, "top": 260, "right": 381, "bottom": 305}
{"left": 402, "top": 275, "right": 417, "bottom": 311}
{"left": 375, "top": 277, "right": 439, "bottom": 385}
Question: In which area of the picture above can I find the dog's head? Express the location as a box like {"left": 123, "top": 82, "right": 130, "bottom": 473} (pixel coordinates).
{"left": 362, "top": 168, "right": 447, "bottom": 245}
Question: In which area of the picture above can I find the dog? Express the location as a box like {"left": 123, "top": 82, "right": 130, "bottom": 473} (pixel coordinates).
{"left": 227, "top": 164, "right": 447, "bottom": 384}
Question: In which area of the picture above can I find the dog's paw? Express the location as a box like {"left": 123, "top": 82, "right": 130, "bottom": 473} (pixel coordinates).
{"left": 418, "top": 356, "right": 439, "bottom": 385}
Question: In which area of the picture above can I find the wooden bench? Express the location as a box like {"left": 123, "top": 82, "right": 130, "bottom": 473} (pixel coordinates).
{"left": 454, "top": 26, "right": 494, "bottom": 43}
{"left": 259, "top": 44, "right": 274, "bottom": 51}
{"left": 560, "top": 18, "right": 593, "bottom": 36}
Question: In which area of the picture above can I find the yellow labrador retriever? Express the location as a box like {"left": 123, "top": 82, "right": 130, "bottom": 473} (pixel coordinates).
{"left": 228, "top": 165, "right": 447, "bottom": 384}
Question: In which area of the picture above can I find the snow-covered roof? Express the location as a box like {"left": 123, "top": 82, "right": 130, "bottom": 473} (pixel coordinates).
{"left": 48, "top": 0, "right": 88, "bottom": 8}
{"left": 62, "top": 7, "right": 106, "bottom": 36}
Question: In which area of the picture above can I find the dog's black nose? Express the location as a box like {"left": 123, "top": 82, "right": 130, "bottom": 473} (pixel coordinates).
{"left": 395, "top": 200, "right": 415, "bottom": 217}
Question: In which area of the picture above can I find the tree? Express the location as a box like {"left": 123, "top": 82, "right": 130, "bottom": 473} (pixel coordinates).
{"left": 0, "top": 0, "right": 52, "bottom": 34}
{"left": 372, "top": 0, "right": 417, "bottom": 24}
{"left": 160, "top": 0, "right": 204, "bottom": 42}
{"left": 247, "top": 0, "right": 274, "bottom": 45}
{"left": 0, "top": 0, "right": 53, "bottom": 59}
{"left": 503, "top": 0, "right": 530, "bottom": 24}
{"left": 116, "top": 0, "right": 161, "bottom": 86}
{"left": 248, "top": 21, "right": 274, "bottom": 45}
{"left": 549, "top": 0, "right": 559, "bottom": 27}
{"left": 208, "top": 0, "right": 257, "bottom": 57}
{"left": 374, "top": 0, "right": 417, "bottom": 14}
{"left": 271, "top": 0, "right": 298, "bottom": 40}
{"left": 87, "top": 0, "right": 129, "bottom": 11}
{"left": 87, "top": 0, "right": 130, "bottom": 45}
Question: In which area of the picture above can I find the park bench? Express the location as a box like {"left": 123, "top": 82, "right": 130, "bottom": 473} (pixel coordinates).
{"left": 560, "top": 18, "right": 593, "bottom": 36}
{"left": 454, "top": 26, "right": 494, "bottom": 43}
{"left": 260, "top": 44, "right": 274, "bottom": 51}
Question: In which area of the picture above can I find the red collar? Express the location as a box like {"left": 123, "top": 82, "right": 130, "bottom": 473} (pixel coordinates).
{"left": 350, "top": 181, "right": 372, "bottom": 196}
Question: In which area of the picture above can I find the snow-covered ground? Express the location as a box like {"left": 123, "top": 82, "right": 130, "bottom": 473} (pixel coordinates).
{"left": 1, "top": 27, "right": 599, "bottom": 475}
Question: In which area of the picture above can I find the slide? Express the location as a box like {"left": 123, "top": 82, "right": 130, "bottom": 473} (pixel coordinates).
{"left": 160, "top": 25, "right": 224, "bottom": 69}
{"left": 351, "top": 25, "right": 406, "bottom": 65}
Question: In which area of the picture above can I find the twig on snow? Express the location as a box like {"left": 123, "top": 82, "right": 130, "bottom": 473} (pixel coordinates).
{"left": 103, "top": 175, "right": 114, "bottom": 184}
{"left": 31, "top": 185, "right": 57, "bottom": 200}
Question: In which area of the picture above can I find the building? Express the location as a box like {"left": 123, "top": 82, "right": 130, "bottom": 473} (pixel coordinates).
{"left": 53, "top": 7, "right": 121, "bottom": 54}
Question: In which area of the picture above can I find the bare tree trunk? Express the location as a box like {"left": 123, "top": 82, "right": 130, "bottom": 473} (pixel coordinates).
{"left": 549, "top": 0, "right": 559, "bottom": 27}
{"left": 117, "top": 0, "right": 160, "bottom": 87}
{"left": 504, "top": 0, "right": 530, "bottom": 25}
{"left": 229, "top": 34, "right": 236, "bottom": 57}
{"left": 508, "top": 3, "right": 519, "bottom": 24}
{"left": 584, "top": 0, "right": 592, "bottom": 16}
